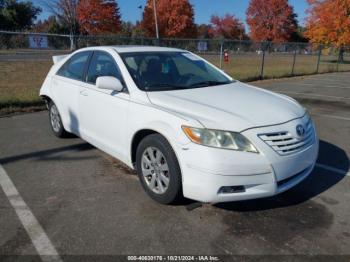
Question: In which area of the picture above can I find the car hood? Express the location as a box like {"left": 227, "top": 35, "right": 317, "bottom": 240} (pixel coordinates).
{"left": 147, "top": 82, "right": 305, "bottom": 132}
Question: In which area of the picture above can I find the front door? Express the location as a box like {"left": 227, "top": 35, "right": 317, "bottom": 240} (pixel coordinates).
{"left": 78, "top": 51, "right": 130, "bottom": 162}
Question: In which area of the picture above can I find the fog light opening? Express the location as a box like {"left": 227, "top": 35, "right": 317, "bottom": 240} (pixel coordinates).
{"left": 219, "top": 186, "right": 245, "bottom": 194}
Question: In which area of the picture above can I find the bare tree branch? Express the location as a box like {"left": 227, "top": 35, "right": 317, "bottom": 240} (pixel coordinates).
{"left": 38, "top": 0, "right": 78, "bottom": 35}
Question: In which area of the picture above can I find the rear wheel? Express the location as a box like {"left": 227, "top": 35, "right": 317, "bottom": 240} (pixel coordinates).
{"left": 136, "top": 134, "right": 182, "bottom": 204}
{"left": 48, "top": 101, "right": 69, "bottom": 138}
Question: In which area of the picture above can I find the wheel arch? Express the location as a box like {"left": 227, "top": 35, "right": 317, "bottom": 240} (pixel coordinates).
{"left": 130, "top": 126, "right": 183, "bottom": 169}
{"left": 40, "top": 95, "right": 70, "bottom": 133}
{"left": 130, "top": 129, "right": 159, "bottom": 167}
{"left": 40, "top": 95, "right": 52, "bottom": 109}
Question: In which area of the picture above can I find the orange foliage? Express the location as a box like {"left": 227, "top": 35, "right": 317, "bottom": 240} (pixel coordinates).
{"left": 305, "top": 0, "right": 350, "bottom": 47}
{"left": 77, "top": 0, "right": 121, "bottom": 35}
{"left": 246, "top": 0, "right": 297, "bottom": 42}
{"left": 209, "top": 14, "right": 245, "bottom": 39}
{"left": 142, "top": 0, "right": 196, "bottom": 38}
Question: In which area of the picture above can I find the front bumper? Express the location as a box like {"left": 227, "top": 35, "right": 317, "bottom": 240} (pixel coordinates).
{"left": 178, "top": 115, "right": 319, "bottom": 203}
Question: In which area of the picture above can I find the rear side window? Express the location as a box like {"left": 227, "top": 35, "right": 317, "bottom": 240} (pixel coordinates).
{"left": 57, "top": 52, "right": 90, "bottom": 81}
{"left": 86, "top": 51, "right": 122, "bottom": 84}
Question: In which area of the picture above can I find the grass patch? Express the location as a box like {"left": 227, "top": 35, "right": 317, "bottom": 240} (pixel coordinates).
{"left": 200, "top": 53, "right": 350, "bottom": 81}
{"left": 0, "top": 53, "right": 350, "bottom": 115}
{"left": 0, "top": 60, "right": 51, "bottom": 114}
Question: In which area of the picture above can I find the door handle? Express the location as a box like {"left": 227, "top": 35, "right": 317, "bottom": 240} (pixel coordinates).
{"left": 80, "top": 90, "right": 88, "bottom": 96}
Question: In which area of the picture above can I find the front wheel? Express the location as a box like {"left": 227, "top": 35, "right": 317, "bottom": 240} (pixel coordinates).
{"left": 136, "top": 134, "right": 182, "bottom": 204}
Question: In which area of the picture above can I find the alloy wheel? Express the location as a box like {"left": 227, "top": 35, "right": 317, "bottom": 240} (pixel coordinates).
{"left": 50, "top": 104, "right": 61, "bottom": 132}
{"left": 141, "top": 147, "right": 170, "bottom": 194}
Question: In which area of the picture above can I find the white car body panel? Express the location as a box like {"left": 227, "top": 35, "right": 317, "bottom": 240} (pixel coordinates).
{"left": 52, "top": 55, "right": 69, "bottom": 64}
{"left": 51, "top": 76, "right": 82, "bottom": 134}
{"left": 40, "top": 46, "right": 319, "bottom": 203}
{"left": 147, "top": 82, "right": 305, "bottom": 132}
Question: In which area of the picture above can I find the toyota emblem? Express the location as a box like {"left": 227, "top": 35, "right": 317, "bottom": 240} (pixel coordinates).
{"left": 296, "top": 124, "right": 305, "bottom": 137}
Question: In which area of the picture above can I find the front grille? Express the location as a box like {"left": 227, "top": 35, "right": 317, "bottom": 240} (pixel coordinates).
{"left": 258, "top": 119, "right": 314, "bottom": 156}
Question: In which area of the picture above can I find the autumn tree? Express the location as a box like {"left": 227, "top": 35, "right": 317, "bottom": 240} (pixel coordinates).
{"left": 77, "top": 0, "right": 121, "bottom": 35}
{"left": 305, "top": 0, "right": 350, "bottom": 61}
{"left": 209, "top": 14, "right": 245, "bottom": 39}
{"left": 142, "top": 0, "right": 196, "bottom": 38}
{"left": 197, "top": 24, "right": 212, "bottom": 39}
{"left": 246, "top": 0, "right": 297, "bottom": 42}
{"left": 291, "top": 26, "right": 308, "bottom": 43}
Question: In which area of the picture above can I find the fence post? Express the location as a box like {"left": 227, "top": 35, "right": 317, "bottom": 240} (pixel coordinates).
{"left": 336, "top": 46, "right": 343, "bottom": 72}
{"left": 219, "top": 40, "right": 224, "bottom": 69}
{"left": 336, "top": 50, "right": 340, "bottom": 72}
{"left": 316, "top": 45, "right": 322, "bottom": 73}
{"left": 291, "top": 45, "right": 297, "bottom": 76}
{"left": 260, "top": 42, "right": 266, "bottom": 80}
{"left": 69, "top": 34, "right": 75, "bottom": 51}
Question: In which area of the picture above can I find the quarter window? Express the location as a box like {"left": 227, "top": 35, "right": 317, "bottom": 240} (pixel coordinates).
{"left": 86, "top": 52, "right": 122, "bottom": 85}
{"left": 57, "top": 52, "right": 90, "bottom": 81}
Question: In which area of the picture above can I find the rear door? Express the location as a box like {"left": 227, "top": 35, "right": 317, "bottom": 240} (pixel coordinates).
{"left": 78, "top": 51, "right": 130, "bottom": 162}
{"left": 51, "top": 51, "right": 92, "bottom": 134}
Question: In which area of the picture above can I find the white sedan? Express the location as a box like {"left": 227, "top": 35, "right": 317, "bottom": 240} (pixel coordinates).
{"left": 40, "top": 46, "right": 319, "bottom": 204}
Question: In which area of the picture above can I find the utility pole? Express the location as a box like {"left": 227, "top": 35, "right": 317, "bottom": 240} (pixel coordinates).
{"left": 153, "top": 0, "right": 159, "bottom": 39}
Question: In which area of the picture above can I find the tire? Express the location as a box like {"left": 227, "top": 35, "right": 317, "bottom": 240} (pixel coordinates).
{"left": 136, "top": 134, "right": 182, "bottom": 204}
{"left": 48, "top": 101, "right": 69, "bottom": 138}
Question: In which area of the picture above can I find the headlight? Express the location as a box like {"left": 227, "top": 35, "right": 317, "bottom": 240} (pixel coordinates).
{"left": 182, "top": 126, "right": 258, "bottom": 153}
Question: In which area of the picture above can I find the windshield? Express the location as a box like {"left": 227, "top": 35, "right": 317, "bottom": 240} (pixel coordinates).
{"left": 120, "top": 52, "right": 233, "bottom": 91}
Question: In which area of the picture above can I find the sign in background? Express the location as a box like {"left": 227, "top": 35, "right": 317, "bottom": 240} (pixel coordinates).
{"left": 197, "top": 41, "right": 208, "bottom": 52}
{"left": 29, "top": 35, "right": 48, "bottom": 49}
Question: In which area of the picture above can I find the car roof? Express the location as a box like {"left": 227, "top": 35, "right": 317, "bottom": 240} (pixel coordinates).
{"left": 76, "top": 45, "right": 185, "bottom": 53}
{"left": 114, "top": 46, "right": 185, "bottom": 53}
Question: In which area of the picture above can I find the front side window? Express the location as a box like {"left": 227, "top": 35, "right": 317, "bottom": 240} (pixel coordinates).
{"left": 57, "top": 52, "right": 90, "bottom": 81}
{"left": 86, "top": 52, "right": 122, "bottom": 85}
{"left": 120, "top": 52, "right": 233, "bottom": 91}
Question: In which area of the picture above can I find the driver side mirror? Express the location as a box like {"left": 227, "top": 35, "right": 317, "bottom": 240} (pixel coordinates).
{"left": 96, "top": 76, "right": 123, "bottom": 92}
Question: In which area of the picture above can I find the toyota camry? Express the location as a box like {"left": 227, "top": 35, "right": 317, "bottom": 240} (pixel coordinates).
{"left": 40, "top": 46, "right": 319, "bottom": 204}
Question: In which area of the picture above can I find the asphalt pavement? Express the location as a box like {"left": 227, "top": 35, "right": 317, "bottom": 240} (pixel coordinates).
{"left": 0, "top": 72, "right": 350, "bottom": 261}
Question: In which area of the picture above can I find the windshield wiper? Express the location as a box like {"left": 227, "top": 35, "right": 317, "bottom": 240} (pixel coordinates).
{"left": 144, "top": 80, "right": 232, "bottom": 91}
{"left": 189, "top": 80, "right": 232, "bottom": 88}
{"left": 144, "top": 83, "right": 186, "bottom": 91}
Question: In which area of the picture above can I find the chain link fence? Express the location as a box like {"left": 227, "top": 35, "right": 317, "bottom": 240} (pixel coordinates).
{"left": 1, "top": 31, "right": 349, "bottom": 79}
{"left": 1, "top": 31, "right": 350, "bottom": 111}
